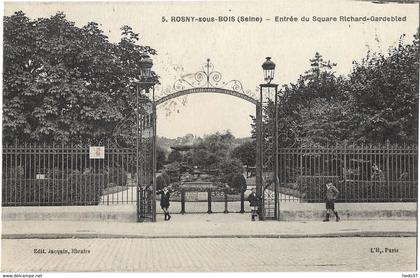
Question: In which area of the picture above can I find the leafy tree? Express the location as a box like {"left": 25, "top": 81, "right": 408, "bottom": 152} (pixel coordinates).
{"left": 203, "top": 131, "right": 235, "bottom": 154}
{"left": 167, "top": 150, "right": 183, "bottom": 163}
{"left": 232, "top": 141, "right": 256, "bottom": 167}
{"left": 277, "top": 53, "right": 348, "bottom": 146}
{"left": 191, "top": 148, "right": 218, "bottom": 168}
{"left": 3, "top": 11, "right": 158, "bottom": 144}
{"left": 253, "top": 33, "right": 419, "bottom": 146}
{"left": 156, "top": 146, "right": 166, "bottom": 170}
{"left": 181, "top": 131, "right": 236, "bottom": 170}
{"left": 298, "top": 93, "right": 355, "bottom": 146}
{"left": 348, "top": 33, "right": 419, "bottom": 144}
{"left": 163, "top": 131, "right": 245, "bottom": 183}
{"left": 216, "top": 157, "right": 244, "bottom": 185}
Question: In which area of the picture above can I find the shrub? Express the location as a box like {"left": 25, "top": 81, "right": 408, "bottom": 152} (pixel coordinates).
{"left": 156, "top": 175, "right": 167, "bottom": 191}
{"left": 165, "top": 162, "right": 181, "bottom": 182}
{"left": 217, "top": 158, "right": 244, "bottom": 184}
{"left": 161, "top": 172, "right": 171, "bottom": 185}
{"left": 230, "top": 173, "right": 247, "bottom": 193}
{"left": 168, "top": 150, "right": 183, "bottom": 163}
{"left": 2, "top": 174, "right": 104, "bottom": 206}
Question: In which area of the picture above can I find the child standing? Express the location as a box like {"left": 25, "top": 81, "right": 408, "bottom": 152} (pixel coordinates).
{"left": 247, "top": 188, "right": 260, "bottom": 221}
{"left": 157, "top": 186, "right": 172, "bottom": 221}
{"left": 323, "top": 182, "right": 340, "bottom": 222}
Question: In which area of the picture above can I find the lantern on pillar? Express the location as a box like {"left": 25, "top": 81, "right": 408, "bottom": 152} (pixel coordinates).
{"left": 139, "top": 55, "right": 154, "bottom": 83}
{"left": 258, "top": 56, "right": 279, "bottom": 220}
{"left": 261, "top": 57, "right": 276, "bottom": 103}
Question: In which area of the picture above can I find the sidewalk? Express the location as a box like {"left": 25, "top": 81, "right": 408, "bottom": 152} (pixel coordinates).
{"left": 2, "top": 212, "right": 416, "bottom": 239}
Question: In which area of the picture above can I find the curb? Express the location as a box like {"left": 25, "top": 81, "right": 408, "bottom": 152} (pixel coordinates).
{"left": 2, "top": 231, "right": 416, "bottom": 239}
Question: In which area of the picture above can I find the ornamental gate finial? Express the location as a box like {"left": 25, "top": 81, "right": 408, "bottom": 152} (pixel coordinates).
{"left": 170, "top": 58, "right": 255, "bottom": 101}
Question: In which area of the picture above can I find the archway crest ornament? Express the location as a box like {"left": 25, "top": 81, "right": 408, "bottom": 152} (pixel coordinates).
{"left": 155, "top": 59, "right": 258, "bottom": 106}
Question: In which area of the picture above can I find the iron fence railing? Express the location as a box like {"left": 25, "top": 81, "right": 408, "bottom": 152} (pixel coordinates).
{"left": 279, "top": 141, "right": 417, "bottom": 202}
{"left": 2, "top": 141, "right": 249, "bottom": 210}
{"left": 2, "top": 141, "right": 137, "bottom": 206}
{"left": 2, "top": 141, "right": 417, "bottom": 206}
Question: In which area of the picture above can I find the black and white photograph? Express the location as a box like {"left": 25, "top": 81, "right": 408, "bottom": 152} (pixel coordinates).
{"left": 1, "top": 0, "right": 419, "bottom": 275}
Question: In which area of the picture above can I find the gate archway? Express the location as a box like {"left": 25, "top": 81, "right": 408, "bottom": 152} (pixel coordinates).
{"left": 155, "top": 87, "right": 258, "bottom": 106}
{"left": 138, "top": 59, "right": 278, "bottom": 221}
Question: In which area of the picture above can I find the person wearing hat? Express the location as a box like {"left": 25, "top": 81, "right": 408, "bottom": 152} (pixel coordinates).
{"left": 323, "top": 182, "right": 340, "bottom": 222}
{"left": 157, "top": 186, "right": 172, "bottom": 221}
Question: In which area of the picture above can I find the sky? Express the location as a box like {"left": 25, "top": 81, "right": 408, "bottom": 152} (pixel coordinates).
{"left": 4, "top": 0, "right": 419, "bottom": 139}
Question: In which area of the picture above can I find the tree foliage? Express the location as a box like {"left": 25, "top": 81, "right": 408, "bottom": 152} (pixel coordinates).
{"left": 156, "top": 175, "right": 167, "bottom": 191}
{"left": 167, "top": 150, "right": 183, "bottom": 163}
{"left": 276, "top": 52, "right": 352, "bottom": 147}
{"left": 156, "top": 146, "right": 166, "bottom": 170}
{"left": 3, "top": 11, "right": 158, "bottom": 144}
{"left": 189, "top": 131, "right": 235, "bottom": 169}
{"left": 348, "top": 33, "right": 419, "bottom": 144}
{"left": 160, "top": 131, "right": 246, "bottom": 186}
{"left": 216, "top": 157, "right": 244, "bottom": 186}
{"left": 258, "top": 32, "right": 419, "bottom": 147}
{"left": 230, "top": 172, "right": 247, "bottom": 192}
{"left": 231, "top": 140, "right": 256, "bottom": 167}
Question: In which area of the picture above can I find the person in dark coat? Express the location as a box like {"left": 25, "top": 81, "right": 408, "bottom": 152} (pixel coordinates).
{"left": 323, "top": 182, "right": 340, "bottom": 222}
{"left": 247, "top": 188, "right": 260, "bottom": 221}
{"left": 156, "top": 186, "right": 172, "bottom": 221}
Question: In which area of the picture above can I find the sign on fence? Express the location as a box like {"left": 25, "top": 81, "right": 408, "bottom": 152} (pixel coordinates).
{"left": 36, "top": 174, "right": 45, "bottom": 180}
{"left": 89, "top": 146, "right": 105, "bottom": 159}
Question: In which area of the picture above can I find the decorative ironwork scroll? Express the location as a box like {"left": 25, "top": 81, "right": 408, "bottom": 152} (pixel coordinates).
{"left": 156, "top": 59, "right": 258, "bottom": 105}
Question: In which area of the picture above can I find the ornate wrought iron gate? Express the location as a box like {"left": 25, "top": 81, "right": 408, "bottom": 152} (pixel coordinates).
{"left": 136, "top": 96, "right": 157, "bottom": 222}
{"left": 150, "top": 59, "right": 280, "bottom": 221}
{"left": 137, "top": 59, "right": 279, "bottom": 221}
{"left": 255, "top": 84, "right": 279, "bottom": 220}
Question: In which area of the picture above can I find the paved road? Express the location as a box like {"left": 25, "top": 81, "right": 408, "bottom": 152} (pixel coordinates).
{"left": 2, "top": 237, "right": 416, "bottom": 272}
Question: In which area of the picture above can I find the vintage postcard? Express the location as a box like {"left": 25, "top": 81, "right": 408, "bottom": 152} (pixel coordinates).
{"left": 1, "top": 0, "right": 419, "bottom": 276}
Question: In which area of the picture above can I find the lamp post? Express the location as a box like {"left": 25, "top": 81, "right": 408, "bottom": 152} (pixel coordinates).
{"left": 137, "top": 54, "right": 157, "bottom": 222}
{"left": 258, "top": 57, "right": 279, "bottom": 220}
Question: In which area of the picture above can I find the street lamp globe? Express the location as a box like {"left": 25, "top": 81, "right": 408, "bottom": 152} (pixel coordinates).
{"left": 262, "top": 57, "right": 275, "bottom": 84}
{"left": 139, "top": 55, "right": 153, "bottom": 81}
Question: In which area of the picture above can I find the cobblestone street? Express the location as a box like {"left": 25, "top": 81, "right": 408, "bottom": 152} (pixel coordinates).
{"left": 2, "top": 237, "right": 416, "bottom": 272}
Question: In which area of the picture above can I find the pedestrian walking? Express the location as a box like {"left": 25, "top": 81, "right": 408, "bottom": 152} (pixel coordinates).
{"left": 323, "top": 182, "right": 340, "bottom": 222}
{"left": 247, "top": 188, "right": 260, "bottom": 221}
{"left": 157, "top": 186, "right": 172, "bottom": 221}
